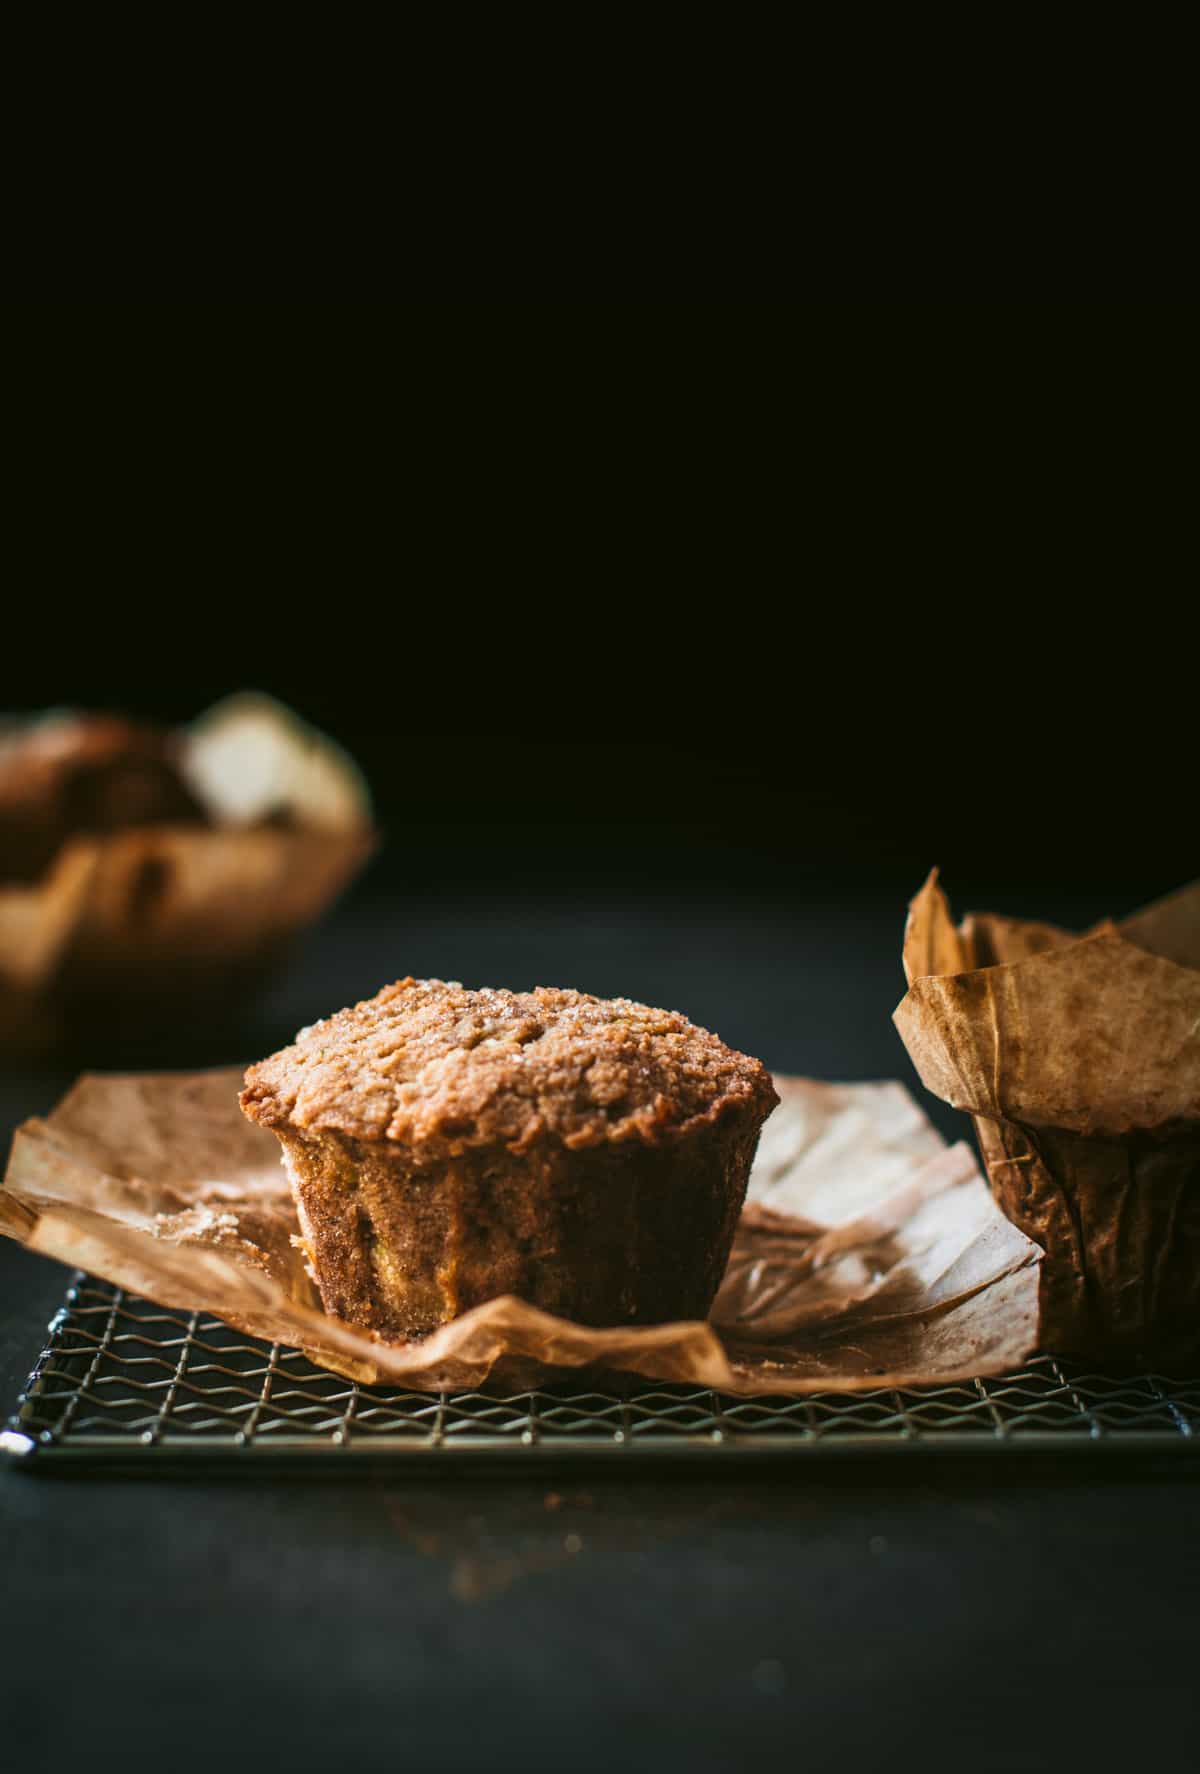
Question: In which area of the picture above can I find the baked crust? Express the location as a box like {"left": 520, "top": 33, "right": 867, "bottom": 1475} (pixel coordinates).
{"left": 241, "top": 979, "right": 777, "bottom": 1154}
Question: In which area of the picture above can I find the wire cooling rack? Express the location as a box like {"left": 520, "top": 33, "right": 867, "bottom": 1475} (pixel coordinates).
{"left": 4, "top": 1276, "right": 1199, "bottom": 1467}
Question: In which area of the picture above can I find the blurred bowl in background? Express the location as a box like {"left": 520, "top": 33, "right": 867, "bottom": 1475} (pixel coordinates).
{"left": 0, "top": 694, "right": 374, "bottom": 1055}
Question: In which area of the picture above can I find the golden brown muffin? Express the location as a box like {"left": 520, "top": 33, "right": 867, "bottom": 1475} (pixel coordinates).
{"left": 241, "top": 979, "right": 778, "bottom": 1337}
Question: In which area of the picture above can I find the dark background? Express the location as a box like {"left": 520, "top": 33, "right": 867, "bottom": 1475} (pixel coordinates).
{"left": 2, "top": 306, "right": 1196, "bottom": 1773}
{"left": 8, "top": 304, "right": 1193, "bottom": 917}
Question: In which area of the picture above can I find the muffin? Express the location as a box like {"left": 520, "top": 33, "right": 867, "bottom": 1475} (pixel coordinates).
{"left": 0, "top": 714, "right": 207, "bottom": 886}
{"left": 0, "top": 697, "right": 373, "bottom": 1056}
{"left": 240, "top": 979, "right": 778, "bottom": 1337}
{"left": 896, "top": 872, "right": 1200, "bottom": 1365}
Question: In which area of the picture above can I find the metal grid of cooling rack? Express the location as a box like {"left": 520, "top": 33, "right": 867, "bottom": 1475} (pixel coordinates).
{"left": 4, "top": 1276, "right": 1199, "bottom": 1466}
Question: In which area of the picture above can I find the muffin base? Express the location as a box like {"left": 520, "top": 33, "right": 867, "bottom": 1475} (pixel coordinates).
{"left": 977, "top": 1114, "right": 1200, "bottom": 1365}
{"left": 276, "top": 1118, "right": 763, "bottom": 1339}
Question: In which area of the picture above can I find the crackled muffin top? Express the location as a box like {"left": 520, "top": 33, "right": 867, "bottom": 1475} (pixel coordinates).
{"left": 240, "top": 978, "right": 778, "bottom": 1152}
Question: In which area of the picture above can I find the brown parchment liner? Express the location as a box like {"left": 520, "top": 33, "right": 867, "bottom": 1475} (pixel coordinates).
{"left": 895, "top": 873, "right": 1200, "bottom": 1364}
{"left": 0, "top": 696, "right": 373, "bottom": 1053}
{"left": 0, "top": 1068, "right": 1040, "bottom": 1392}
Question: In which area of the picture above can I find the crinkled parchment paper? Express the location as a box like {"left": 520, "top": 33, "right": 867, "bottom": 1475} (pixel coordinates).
{"left": 895, "top": 873, "right": 1200, "bottom": 1363}
{"left": 0, "top": 1069, "right": 1040, "bottom": 1392}
{"left": 0, "top": 696, "right": 373, "bottom": 1051}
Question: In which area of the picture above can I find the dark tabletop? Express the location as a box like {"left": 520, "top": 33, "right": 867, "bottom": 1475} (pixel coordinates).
{"left": 3, "top": 881, "right": 1198, "bottom": 1774}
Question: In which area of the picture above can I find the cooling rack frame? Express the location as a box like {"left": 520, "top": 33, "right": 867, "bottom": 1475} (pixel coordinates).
{"left": 4, "top": 1277, "right": 1198, "bottom": 1469}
